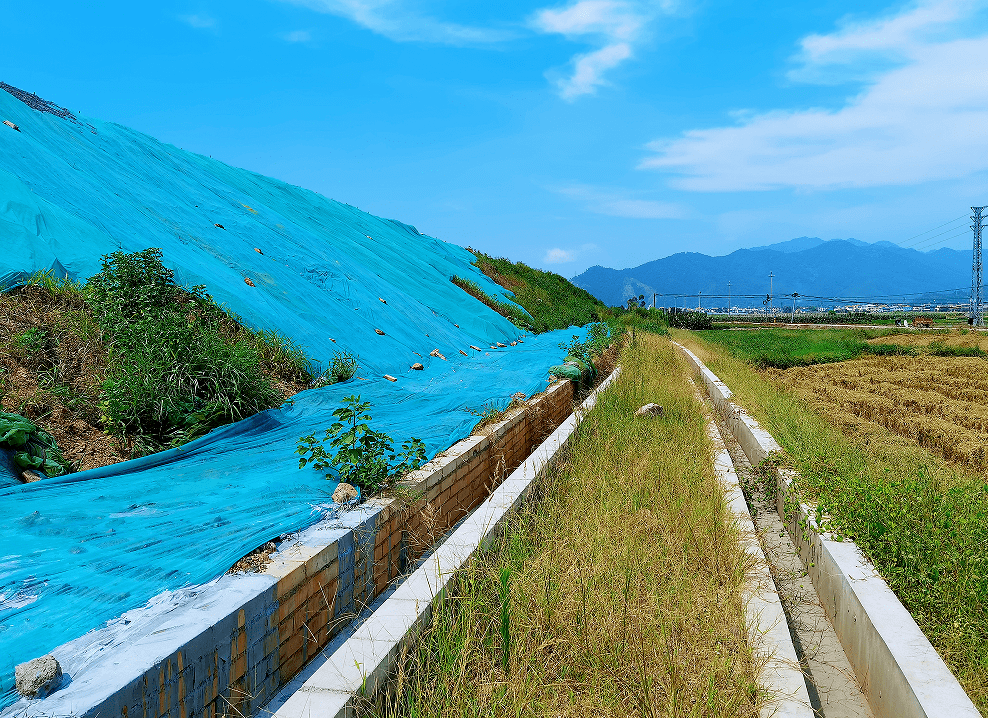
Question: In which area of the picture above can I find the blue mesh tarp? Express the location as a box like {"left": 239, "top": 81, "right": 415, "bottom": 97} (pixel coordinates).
{"left": 0, "top": 86, "right": 582, "bottom": 702}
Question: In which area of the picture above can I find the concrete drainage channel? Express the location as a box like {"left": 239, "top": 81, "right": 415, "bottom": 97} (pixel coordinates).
{"left": 674, "top": 342, "right": 981, "bottom": 718}
{"left": 3, "top": 379, "right": 580, "bottom": 718}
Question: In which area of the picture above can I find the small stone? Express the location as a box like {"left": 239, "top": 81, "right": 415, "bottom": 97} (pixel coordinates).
{"left": 330, "top": 338, "right": 336, "bottom": 343}
{"left": 512, "top": 392, "right": 526, "bottom": 401}
{"left": 454, "top": 324, "right": 459, "bottom": 328}
{"left": 384, "top": 374, "right": 397, "bottom": 382}
{"left": 635, "top": 403, "right": 664, "bottom": 417}
{"left": 430, "top": 349, "right": 447, "bottom": 360}
{"left": 375, "top": 328, "right": 385, "bottom": 335}
{"left": 496, "top": 342, "right": 507, "bottom": 348}
{"left": 253, "top": 247, "right": 263, "bottom": 254}
{"left": 332, "top": 483, "right": 359, "bottom": 505}
{"left": 470, "top": 345, "right": 481, "bottom": 351}
{"left": 4, "top": 120, "right": 20, "bottom": 132}
{"left": 510, "top": 341, "right": 517, "bottom": 346}
{"left": 411, "top": 363, "right": 424, "bottom": 370}
{"left": 244, "top": 277, "right": 255, "bottom": 287}
{"left": 459, "top": 349, "right": 468, "bottom": 356}
{"left": 214, "top": 223, "right": 225, "bottom": 229}
{"left": 21, "top": 470, "right": 44, "bottom": 483}
{"left": 15, "top": 655, "right": 62, "bottom": 699}
{"left": 379, "top": 297, "right": 387, "bottom": 304}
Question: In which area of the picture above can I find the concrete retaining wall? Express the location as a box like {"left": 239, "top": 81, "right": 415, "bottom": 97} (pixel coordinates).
{"left": 9, "top": 381, "right": 575, "bottom": 718}
{"left": 674, "top": 342, "right": 980, "bottom": 718}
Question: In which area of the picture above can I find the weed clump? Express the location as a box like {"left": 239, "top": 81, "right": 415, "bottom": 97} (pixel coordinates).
{"left": 297, "top": 395, "right": 426, "bottom": 495}
{"left": 86, "top": 248, "right": 307, "bottom": 449}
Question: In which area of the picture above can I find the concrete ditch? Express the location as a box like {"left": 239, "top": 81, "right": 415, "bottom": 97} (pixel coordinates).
{"left": 674, "top": 341, "right": 981, "bottom": 718}
{"left": 2, "top": 380, "right": 578, "bottom": 718}
{"left": 263, "top": 366, "right": 623, "bottom": 718}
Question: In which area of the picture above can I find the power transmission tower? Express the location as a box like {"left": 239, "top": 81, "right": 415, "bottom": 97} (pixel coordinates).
{"left": 973, "top": 207, "right": 986, "bottom": 327}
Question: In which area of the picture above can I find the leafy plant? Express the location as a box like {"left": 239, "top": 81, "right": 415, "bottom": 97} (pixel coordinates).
{"left": 13, "top": 327, "right": 48, "bottom": 354}
{"left": 297, "top": 395, "right": 427, "bottom": 494}
{"left": 0, "top": 411, "right": 71, "bottom": 477}
{"left": 666, "top": 310, "right": 712, "bottom": 330}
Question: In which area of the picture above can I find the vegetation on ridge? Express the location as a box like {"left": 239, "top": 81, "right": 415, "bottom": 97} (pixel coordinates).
{"left": 680, "top": 329, "right": 988, "bottom": 711}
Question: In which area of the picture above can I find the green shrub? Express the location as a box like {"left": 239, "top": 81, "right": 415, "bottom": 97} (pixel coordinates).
{"left": 313, "top": 351, "right": 359, "bottom": 388}
{"left": 87, "top": 248, "right": 285, "bottom": 446}
{"left": 296, "top": 395, "right": 427, "bottom": 495}
{"left": 667, "top": 311, "right": 712, "bottom": 330}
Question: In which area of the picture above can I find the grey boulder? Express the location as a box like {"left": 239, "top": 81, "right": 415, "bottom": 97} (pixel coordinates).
{"left": 15, "top": 655, "right": 62, "bottom": 698}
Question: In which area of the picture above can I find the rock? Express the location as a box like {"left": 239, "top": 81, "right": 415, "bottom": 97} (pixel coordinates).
{"left": 243, "top": 277, "right": 255, "bottom": 287}
{"left": 379, "top": 297, "right": 387, "bottom": 304}
{"left": 454, "top": 324, "right": 459, "bottom": 328}
{"left": 330, "top": 338, "right": 336, "bottom": 343}
{"left": 21, "top": 470, "right": 44, "bottom": 483}
{"left": 214, "top": 223, "right": 225, "bottom": 229}
{"left": 496, "top": 342, "right": 507, "bottom": 348}
{"left": 15, "top": 655, "right": 62, "bottom": 699}
{"left": 470, "top": 345, "right": 481, "bottom": 351}
{"left": 459, "top": 349, "right": 468, "bottom": 356}
{"left": 430, "top": 349, "right": 447, "bottom": 360}
{"left": 411, "top": 363, "right": 424, "bottom": 370}
{"left": 512, "top": 392, "right": 526, "bottom": 401}
{"left": 510, "top": 341, "right": 517, "bottom": 346}
{"left": 254, "top": 247, "right": 263, "bottom": 254}
{"left": 635, "top": 403, "right": 664, "bottom": 417}
{"left": 384, "top": 374, "right": 397, "bottom": 382}
{"left": 375, "top": 328, "right": 385, "bottom": 335}
{"left": 332, "top": 483, "right": 359, "bottom": 505}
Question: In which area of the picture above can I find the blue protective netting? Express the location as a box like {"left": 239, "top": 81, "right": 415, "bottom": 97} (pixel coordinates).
{"left": 0, "top": 85, "right": 584, "bottom": 701}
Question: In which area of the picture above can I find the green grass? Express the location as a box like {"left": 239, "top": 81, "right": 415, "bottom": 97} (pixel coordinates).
{"left": 695, "top": 327, "right": 913, "bottom": 368}
{"left": 6, "top": 252, "right": 324, "bottom": 460}
{"left": 678, "top": 331, "right": 988, "bottom": 711}
{"left": 365, "top": 334, "right": 763, "bottom": 718}
{"left": 450, "top": 275, "right": 536, "bottom": 330}
{"left": 470, "top": 251, "right": 609, "bottom": 333}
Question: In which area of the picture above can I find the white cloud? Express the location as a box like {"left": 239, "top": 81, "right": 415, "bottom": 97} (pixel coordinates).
{"left": 557, "top": 43, "right": 632, "bottom": 99}
{"left": 277, "top": 0, "right": 512, "bottom": 45}
{"left": 556, "top": 184, "right": 686, "bottom": 218}
{"left": 532, "top": 0, "right": 655, "bottom": 99}
{"left": 280, "top": 29, "right": 313, "bottom": 42}
{"left": 543, "top": 243, "right": 598, "bottom": 264}
{"left": 640, "top": 0, "right": 988, "bottom": 191}
{"left": 544, "top": 247, "right": 576, "bottom": 263}
{"left": 179, "top": 13, "right": 217, "bottom": 29}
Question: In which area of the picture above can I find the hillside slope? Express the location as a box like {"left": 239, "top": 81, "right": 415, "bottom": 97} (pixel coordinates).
{"left": 0, "top": 84, "right": 523, "bottom": 376}
{"left": 574, "top": 240, "right": 972, "bottom": 307}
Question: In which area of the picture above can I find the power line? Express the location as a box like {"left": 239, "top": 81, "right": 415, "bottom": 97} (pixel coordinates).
{"left": 895, "top": 213, "right": 969, "bottom": 248}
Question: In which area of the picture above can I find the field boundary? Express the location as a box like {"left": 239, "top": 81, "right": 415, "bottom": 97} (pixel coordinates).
{"left": 265, "top": 366, "right": 623, "bottom": 717}
{"left": 5, "top": 381, "right": 577, "bottom": 718}
{"left": 704, "top": 416, "right": 813, "bottom": 717}
{"left": 674, "top": 341, "right": 980, "bottom": 718}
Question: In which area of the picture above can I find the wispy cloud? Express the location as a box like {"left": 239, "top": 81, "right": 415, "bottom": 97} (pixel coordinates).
{"left": 543, "top": 243, "right": 597, "bottom": 264}
{"left": 277, "top": 0, "right": 513, "bottom": 45}
{"left": 179, "top": 13, "right": 217, "bottom": 29}
{"left": 531, "top": 0, "right": 652, "bottom": 99}
{"left": 279, "top": 29, "right": 313, "bottom": 42}
{"left": 556, "top": 184, "right": 686, "bottom": 218}
{"left": 640, "top": 0, "right": 988, "bottom": 191}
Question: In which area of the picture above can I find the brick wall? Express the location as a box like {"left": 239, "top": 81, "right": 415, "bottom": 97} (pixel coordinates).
{"left": 71, "top": 380, "right": 575, "bottom": 718}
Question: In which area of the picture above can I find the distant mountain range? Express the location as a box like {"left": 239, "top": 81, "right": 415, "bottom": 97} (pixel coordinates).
{"left": 571, "top": 238, "right": 973, "bottom": 308}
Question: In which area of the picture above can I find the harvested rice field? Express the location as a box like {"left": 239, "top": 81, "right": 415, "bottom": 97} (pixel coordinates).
{"left": 777, "top": 354, "right": 988, "bottom": 472}
{"left": 678, "top": 326, "right": 988, "bottom": 712}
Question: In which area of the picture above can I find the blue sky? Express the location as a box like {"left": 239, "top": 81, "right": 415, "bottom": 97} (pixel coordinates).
{"left": 3, "top": 0, "right": 988, "bottom": 274}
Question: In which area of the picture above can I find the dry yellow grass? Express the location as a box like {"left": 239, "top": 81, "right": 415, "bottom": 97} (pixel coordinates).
{"left": 777, "top": 355, "right": 988, "bottom": 472}
{"left": 368, "top": 333, "right": 764, "bottom": 718}
{"left": 868, "top": 328, "right": 988, "bottom": 351}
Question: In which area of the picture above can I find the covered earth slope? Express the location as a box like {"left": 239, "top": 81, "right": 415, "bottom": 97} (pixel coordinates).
{"left": 0, "top": 85, "right": 584, "bottom": 705}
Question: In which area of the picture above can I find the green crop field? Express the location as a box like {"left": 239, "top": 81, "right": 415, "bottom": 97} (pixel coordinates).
{"left": 694, "top": 327, "right": 913, "bottom": 368}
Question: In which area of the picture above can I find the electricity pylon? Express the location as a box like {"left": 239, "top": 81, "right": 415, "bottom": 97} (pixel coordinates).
{"left": 973, "top": 207, "right": 986, "bottom": 326}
